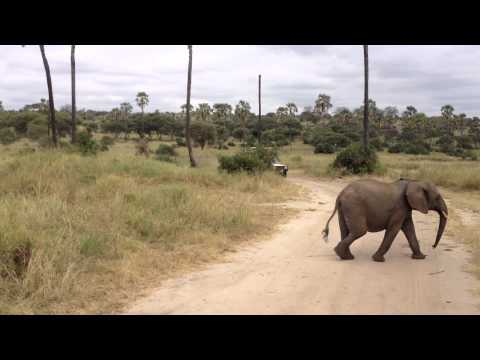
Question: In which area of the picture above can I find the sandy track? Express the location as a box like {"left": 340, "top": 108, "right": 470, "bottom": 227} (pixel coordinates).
{"left": 124, "top": 176, "right": 480, "bottom": 315}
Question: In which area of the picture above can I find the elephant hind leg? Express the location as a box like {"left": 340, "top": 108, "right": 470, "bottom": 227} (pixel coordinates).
{"left": 337, "top": 207, "right": 354, "bottom": 259}
{"left": 334, "top": 213, "right": 366, "bottom": 260}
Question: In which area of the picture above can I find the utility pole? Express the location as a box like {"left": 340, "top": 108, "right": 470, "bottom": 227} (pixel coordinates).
{"left": 258, "top": 74, "right": 262, "bottom": 142}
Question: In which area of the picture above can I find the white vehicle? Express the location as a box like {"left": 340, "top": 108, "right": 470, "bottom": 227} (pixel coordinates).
{"left": 272, "top": 159, "right": 288, "bottom": 177}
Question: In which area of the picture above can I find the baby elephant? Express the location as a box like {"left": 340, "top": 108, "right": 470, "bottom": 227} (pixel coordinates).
{"left": 322, "top": 179, "right": 448, "bottom": 262}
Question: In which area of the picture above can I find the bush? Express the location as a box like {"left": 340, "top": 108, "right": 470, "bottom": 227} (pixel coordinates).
{"left": 0, "top": 127, "right": 17, "bottom": 145}
{"left": 314, "top": 142, "right": 336, "bottom": 154}
{"left": 155, "top": 144, "right": 177, "bottom": 157}
{"left": 370, "top": 137, "right": 384, "bottom": 151}
{"left": 77, "top": 131, "right": 99, "bottom": 155}
{"left": 388, "top": 143, "right": 403, "bottom": 153}
{"left": 26, "top": 121, "right": 48, "bottom": 141}
{"left": 227, "top": 141, "right": 236, "bottom": 147}
{"left": 218, "top": 146, "right": 277, "bottom": 174}
{"left": 176, "top": 137, "right": 186, "bottom": 147}
{"left": 333, "top": 143, "right": 379, "bottom": 174}
{"left": 461, "top": 149, "right": 478, "bottom": 161}
{"left": 404, "top": 142, "right": 431, "bottom": 155}
{"left": 387, "top": 141, "right": 430, "bottom": 155}
{"left": 308, "top": 128, "right": 351, "bottom": 153}
{"left": 456, "top": 135, "right": 475, "bottom": 150}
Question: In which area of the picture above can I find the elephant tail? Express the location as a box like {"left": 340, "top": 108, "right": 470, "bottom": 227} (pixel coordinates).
{"left": 322, "top": 198, "right": 339, "bottom": 243}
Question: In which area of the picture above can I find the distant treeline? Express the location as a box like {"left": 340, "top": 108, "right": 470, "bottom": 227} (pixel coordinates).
{"left": 1, "top": 96, "right": 479, "bottom": 159}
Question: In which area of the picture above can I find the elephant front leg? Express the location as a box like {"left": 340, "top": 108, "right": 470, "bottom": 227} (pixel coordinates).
{"left": 372, "top": 221, "right": 403, "bottom": 262}
{"left": 401, "top": 214, "right": 426, "bottom": 260}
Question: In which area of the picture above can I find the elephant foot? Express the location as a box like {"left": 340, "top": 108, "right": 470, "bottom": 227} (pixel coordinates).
{"left": 334, "top": 245, "right": 354, "bottom": 260}
{"left": 412, "top": 253, "right": 426, "bottom": 260}
{"left": 372, "top": 253, "right": 385, "bottom": 262}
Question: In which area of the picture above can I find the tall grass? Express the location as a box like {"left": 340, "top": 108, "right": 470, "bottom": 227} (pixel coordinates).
{"left": 0, "top": 141, "right": 297, "bottom": 314}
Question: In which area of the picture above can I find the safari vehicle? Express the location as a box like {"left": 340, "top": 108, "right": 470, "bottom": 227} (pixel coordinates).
{"left": 247, "top": 146, "right": 288, "bottom": 177}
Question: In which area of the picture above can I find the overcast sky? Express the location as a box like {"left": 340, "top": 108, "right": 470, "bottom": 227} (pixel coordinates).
{"left": 1, "top": 45, "right": 480, "bottom": 116}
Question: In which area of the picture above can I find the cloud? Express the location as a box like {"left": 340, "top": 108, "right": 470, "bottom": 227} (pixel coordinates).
{"left": 1, "top": 45, "right": 480, "bottom": 116}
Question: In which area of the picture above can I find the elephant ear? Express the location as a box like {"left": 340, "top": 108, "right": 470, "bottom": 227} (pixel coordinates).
{"left": 406, "top": 182, "right": 429, "bottom": 214}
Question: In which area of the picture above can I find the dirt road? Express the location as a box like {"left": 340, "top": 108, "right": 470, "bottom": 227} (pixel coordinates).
{"left": 125, "top": 176, "right": 480, "bottom": 315}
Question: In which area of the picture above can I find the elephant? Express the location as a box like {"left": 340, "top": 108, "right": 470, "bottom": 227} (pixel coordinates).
{"left": 322, "top": 178, "right": 448, "bottom": 262}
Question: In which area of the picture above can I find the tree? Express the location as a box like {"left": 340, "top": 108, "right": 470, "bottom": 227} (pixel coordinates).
{"left": 276, "top": 106, "right": 289, "bottom": 120}
{"left": 363, "top": 45, "right": 369, "bottom": 151}
{"left": 402, "top": 105, "right": 417, "bottom": 118}
{"left": 0, "top": 101, "right": 4, "bottom": 112}
{"left": 286, "top": 102, "right": 298, "bottom": 116}
{"left": 136, "top": 92, "right": 149, "bottom": 137}
{"left": 196, "top": 103, "right": 212, "bottom": 122}
{"left": 234, "top": 100, "right": 251, "bottom": 142}
{"left": 71, "top": 45, "right": 77, "bottom": 143}
{"left": 441, "top": 104, "right": 455, "bottom": 134}
{"left": 120, "top": 102, "right": 133, "bottom": 139}
{"left": 213, "top": 103, "right": 233, "bottom": 148}
{"left": 39, "top": 45, "right": 58, "bottom": 146}
{"left": 190, "top": 121, "right": 216, "bottom": 149}
{"left": 314, "top": 94, "right": 332, "bottom": 116}
{"left": 335, "top": 107, "right": 353, "bottom": 124}
{"left": 185, "top": 45, "right": 197, "bottom": 167}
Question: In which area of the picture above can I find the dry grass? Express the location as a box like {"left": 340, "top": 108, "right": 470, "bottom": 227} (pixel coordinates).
{"left": 0, "top": 139, "right": 298, "bottom": 314}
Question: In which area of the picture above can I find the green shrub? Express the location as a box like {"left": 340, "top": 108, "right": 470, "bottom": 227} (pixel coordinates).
{"left": 332, "top": 143, "right": 379, "bottom": 174}
{"left": 404, "top": 142, "right": 431, "bottom": 155}
{"left": 456, "top": 135, "right": 474, "bottom": 150}
{"left": 461, "top": 149, "right": 478, "bottom": 161}
{"left": 314, "top": 142, "right": 336, "bottom": 154}
{"left": 387, "top": 141, "right": 430, "bottom": 155}
{"left": 176, "top": 137, "right": 186, "bottom": 147}
{"left": 26, "top": 121, "right": 48, "bottom": 141}
{"left": 388, "top": 143, "right": 403, "bottom": 153}
{"left": 76, "top": 131, "right": 99, "bottom": 155}
{"left": 155, "top": 144, "right": 177, "bottom": 157}
{"left": 218, "top": 146, "right": 276, "bottom": 174}
{"left": 0, "top": 127, "right": 17, "bottom": 145}
{"left": 370, "top": 137, "right": 384, "bottom": 151}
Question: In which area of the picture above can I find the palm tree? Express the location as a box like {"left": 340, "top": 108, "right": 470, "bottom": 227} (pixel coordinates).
{"left": 135, "top": 92, "right": 149, "bottom": 137}
{"left": 185, "top": 45, "right": 197, "bottom": 167}
{"left": 286, "top": 102, "right": 298, "bottom": 117}
{"left": 196, "top": 103, "right": 212, "bottom": 122}
{"left": 363, "top": 45, "right": 369, "bottom": 151}
{"left": 70, "top": 45, "right": 77, "bottom": 144}
{"left": 120, "top": 102, "right": 133, "bottom": 139}
{"left": 235, "top": 100, "right": 251, "bottom": 143}
{"left": 39, "top": 45, "right": 58, "bottom": 147}
{"left": 441, "top": 104, "right": 455, "bottom": 134}
{"left": 314, "top": 94, "right": 332, "bottom": 116}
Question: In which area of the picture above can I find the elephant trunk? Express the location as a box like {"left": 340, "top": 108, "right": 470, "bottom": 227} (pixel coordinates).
{"left": 433, "top": 205, "right": 448, "bottom": 249}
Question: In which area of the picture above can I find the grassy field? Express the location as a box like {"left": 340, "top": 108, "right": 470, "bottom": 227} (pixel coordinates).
{"left": 1, "top": 138, "right": 480, "bottom": 313}
{"left": 0, "top": 139, "right": 299, "bottom": 314}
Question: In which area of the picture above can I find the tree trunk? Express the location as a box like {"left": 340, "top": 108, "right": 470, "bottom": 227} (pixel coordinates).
{"left": 141, "top": 108, "right": 145, "bottom": 138}
{"left": 39, "top": 45, "right": 58, "bottom": 147}
{"left": 185, "top": 45, "right": 197, "bottom": 167}
{"left": 363, "top": 45, "right": 369, "bottom": 151}
{"left": 71, "top": 45, "right": 77, "bottom": 144}
{"left": 258, "top": 74, "right": 262, "bottom": 142}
